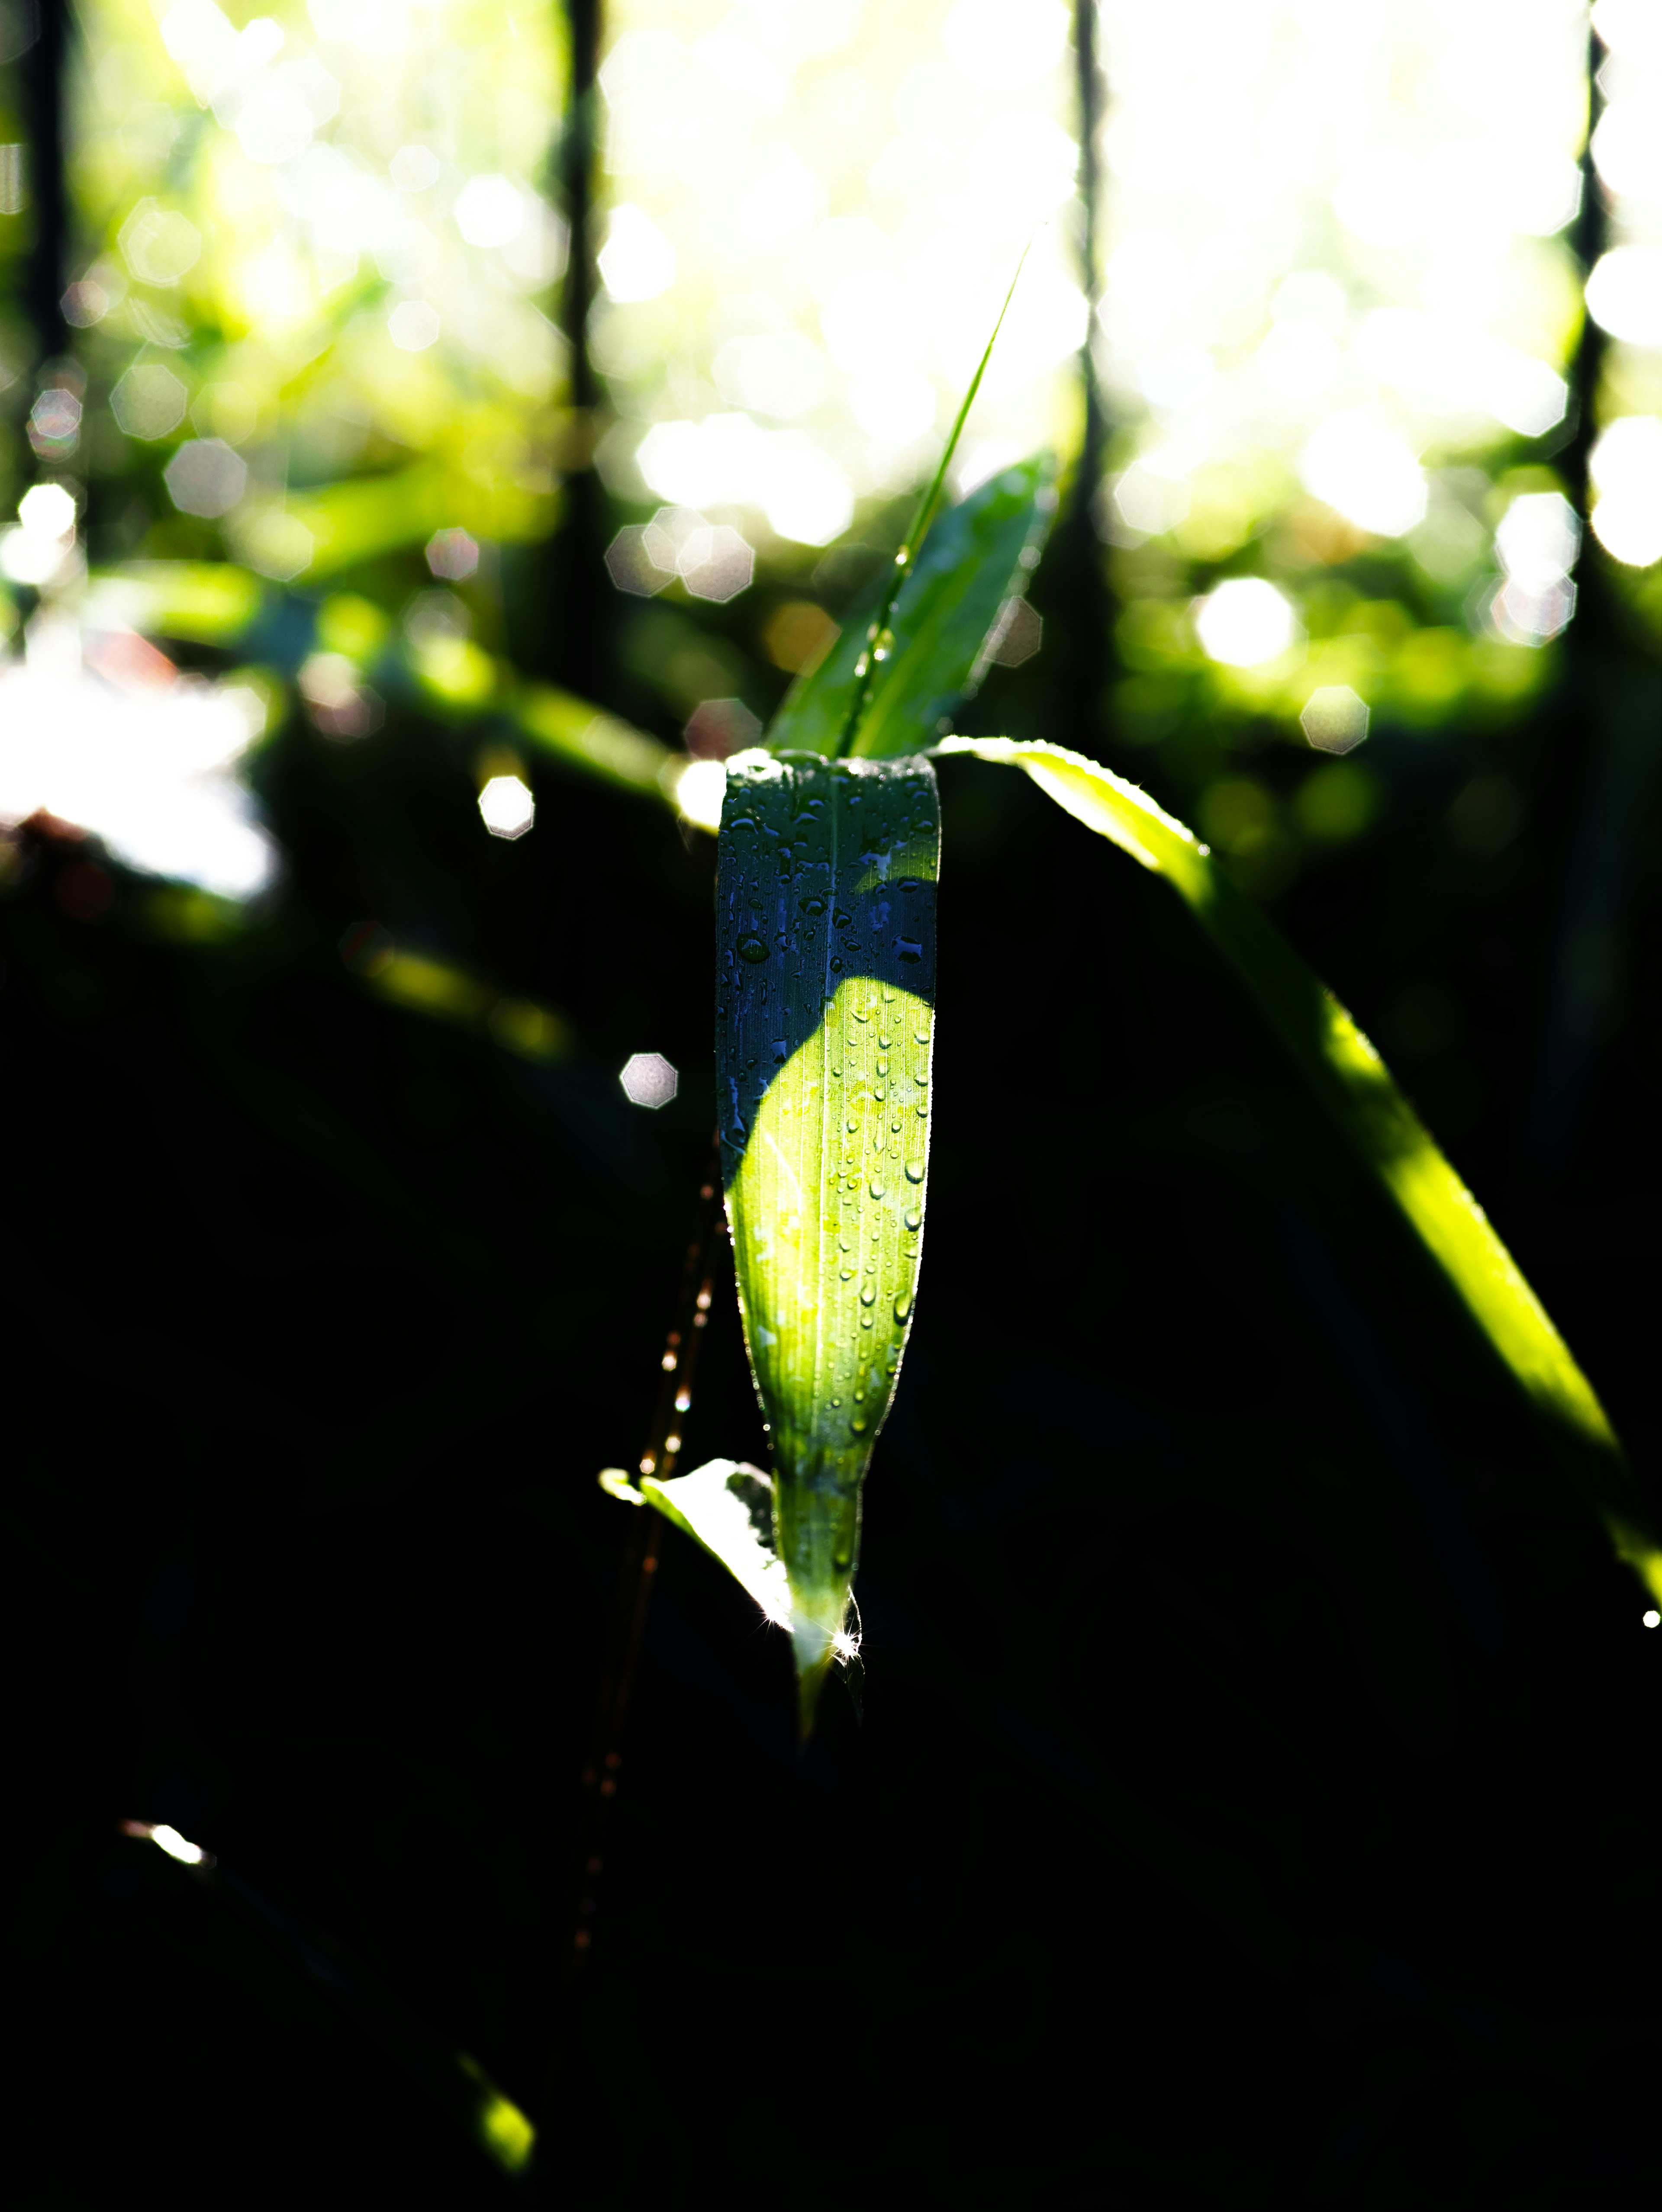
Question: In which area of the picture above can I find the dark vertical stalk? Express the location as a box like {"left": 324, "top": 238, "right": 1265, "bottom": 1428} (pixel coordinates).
{"left": 1047, "top": 0, "right": 1111, "bottom": 745}
{"left": 1560, "top": 26, "right": 1610, "bottom": 558}
{"left": 534, "top": 1156, "right": 725, "bottom": 2171}
{"left": 1520, "top": 18, "right": 1662, "bottom": 1168}
{"left": 548, "top": 0, "right": 606, "bottom": 702}
{"left": 21, "top": 0, "right": 67, "bottom": 371}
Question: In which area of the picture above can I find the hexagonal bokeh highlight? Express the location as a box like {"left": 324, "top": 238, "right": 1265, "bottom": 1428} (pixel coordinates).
{"left": 680, "top": 523, "right": 754, "bottom": 604}
{"left": 1300, "top": 685, "right": 1370, "bottom": 755}
{"left": 118, "top": 200, "right": 201, "bottom": 287}
{"left": 426, "top": 528, "right": 480, "bottom": 581}
{"left": 987, "top": 596, "right": 1043, "bottom": 668}
{"left": 478, "top": 773, "right": 535, "bottom": 839}
{"left": 164, "top": 438, "right": 248, "bottom": 519}
{"left": 604, "top": 525, "right": 669, "bottom": 597}
{"left": 111, "top": 362, "right": 188, "bottom": 441}
{"left": 389, "top": 299, "right": 441, "bottom": 351}
{"left": 618, "top": 1051, "right": 678, "bottom": 1109}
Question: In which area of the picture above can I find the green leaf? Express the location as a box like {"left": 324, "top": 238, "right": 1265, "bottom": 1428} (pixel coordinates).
{"left": 764, "top": 458, "right": 1056, "bottom": 763}
{"left": 938, "top": 734, "right": 1662, "bottom": 1601}
{"left": 638, "top": 1457, "right": 794, "bottom": 1627}
{"left": 717, "top": 748, "right": 940, "bottom": 1729}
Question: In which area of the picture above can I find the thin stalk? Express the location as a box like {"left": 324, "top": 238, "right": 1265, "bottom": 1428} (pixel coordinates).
{"left": 22, "top": 0, "right": 69, "bottom": 371}
{"left": 832, "top": 247, "right": 1030, "bottom": 758}
{"left": 535, "top": 1153, "right": 725, "bottom": 2138}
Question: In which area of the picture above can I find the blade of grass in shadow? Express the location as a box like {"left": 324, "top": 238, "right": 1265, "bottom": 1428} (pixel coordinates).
{"left": 711, "top": 749, "right": 941, "bottom": 1731}
{"left": 934, "top": 734, "right": 1662, "bottom": 1601}
{"left": 118, "top": 1820, "right": 536, "bottom": 2187}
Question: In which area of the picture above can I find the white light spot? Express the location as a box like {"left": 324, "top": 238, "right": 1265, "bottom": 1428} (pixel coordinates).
{"left": 598, "top": 203, "right": 675, "bottom": 303}
{"left": 1300, "top": 413, "right": 1426, "bottom": 539}
{"left": 943, "top": 0, "right": 1068, "bottom": 89}
{"left": 389, "top": 299, "right": 441, "bottom": 351}
{"left": 1590, "top": 416, "right": 1662, "bottom": 569}
{"left": 1646, "top": 1609, "right": 1661, "bottom": 1628}
{"left": 1195, "top": 578, "right": 1298, "bottom": 669}
{"left": 118, "top": 199, "right": 201, "bottom": 286}
{"left": 620, "top": 1051, "right": 679, "bottom": 1109}
{"left": 390, "top": 142, "right": 441, "bottom": 192}
{"left": 479, "top": 774, "right": 535, "bottom": 840}
{"left": 1300, "top": 686, "right": 1370, "bottom": 755}
{"left": 670, "top": 756, "right": 728, "bottom": 833}
{"left": 1586, "top": 248, "right": 1662, "bottom": 347}
{"left": 151, "top": 1823, "right": 208, "bottom": 1866}
{"left": 19, "top": 483, "right": 76, "bottom": 539}
{"left": 454, "top": 173, "right": 524, "bottom": 249}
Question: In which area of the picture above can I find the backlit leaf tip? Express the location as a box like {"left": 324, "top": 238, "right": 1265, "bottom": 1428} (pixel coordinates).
{"left": 833, "top": 242, "right": 1032, "bottom": 760}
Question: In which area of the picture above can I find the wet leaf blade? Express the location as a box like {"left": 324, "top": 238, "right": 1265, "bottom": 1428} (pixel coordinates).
{"left": 937, "top": 734, "right": 1662, "bottom": 1599}
{"left": 716, "top": 749, "right": 940, "bottom": 1721}
{"left": 764, "top": 458, "right": 1056, "bottom": 762}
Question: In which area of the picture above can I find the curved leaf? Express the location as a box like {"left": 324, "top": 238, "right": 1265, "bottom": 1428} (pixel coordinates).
{"left": 764, "top": 459, "right": 1056, "bottom": 763}
{"left": 937, "top": 733, "right": 1662, "bottom": 1602}
{"left": 717, "top": 749, "right": 940, "bottom": 1727}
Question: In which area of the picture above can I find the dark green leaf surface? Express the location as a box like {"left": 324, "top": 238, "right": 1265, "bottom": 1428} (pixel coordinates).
{"left": 716, "top": 749, "right": 940, "bottom": 1725}
{"left": 938, "top": 733, "right": 1662, "bottom": 1605}
{"left": 763, "top": 459, "right": 1056, "bottom": 762}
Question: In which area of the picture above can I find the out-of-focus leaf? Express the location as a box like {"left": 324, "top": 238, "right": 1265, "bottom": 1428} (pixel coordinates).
{"left": 93, "top": 562, "right": 263, "bottom": 645}
{"left": 90, "top": 559, "right": 679, "bottom": 806}
{"left": 764, "top": 458, "right": 1056, "bottom": 762}
{"left": 717, "top": 748, "right": 940, "bottom": 1728}
{"left": 283, "top": 466, "right": 553, "bottom": 579}
{"left": 512, "top": 681, "right": 675, "bottom": 796}
{"left": 938, "top": 734, "right": 1662, "bottom": 1601}
{"left": 638, "top": 1458, "right": 794, "bottom": 1626}
{"left": 122, "top": 1823, "right": 535, "bottom": 2183}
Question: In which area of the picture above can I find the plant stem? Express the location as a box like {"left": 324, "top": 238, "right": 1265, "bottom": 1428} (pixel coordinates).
{"left": 535, "top": 1152, "right": 725, "bottom": 2145}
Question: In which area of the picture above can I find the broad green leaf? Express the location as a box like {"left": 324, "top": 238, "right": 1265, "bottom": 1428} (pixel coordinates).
{"left": 938, "top": 734, "right": 1662, "bottom": 1602}
{"left": 763, "top": 458, "right": 1056, "bottom": 762}
{"left": 718, "top": 749, "right": 940, "bottom": 1729}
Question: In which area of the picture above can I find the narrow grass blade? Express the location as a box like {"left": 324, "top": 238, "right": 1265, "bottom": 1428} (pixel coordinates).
{"left": 119, "top": 1821, "right": 535, "bottom": 2184}
{"left": 937, "top": 734, "right": 1662, "bottom": 1599}
{"left": 765, "top": 458, "right": 1056, "bottom": 763}
{"left": 717, "top": 749, "right": 940, "bottom": 1728}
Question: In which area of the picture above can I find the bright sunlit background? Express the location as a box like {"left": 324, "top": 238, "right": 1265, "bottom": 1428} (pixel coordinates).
{"left": 0, "top": 1, "right": 1656, "bottom": 912}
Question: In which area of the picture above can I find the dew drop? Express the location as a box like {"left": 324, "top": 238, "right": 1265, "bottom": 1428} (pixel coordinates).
{"left": 869, "top": 1178, "right": 886, "bottom": 1200}
{"left": 800, "top": 895, "right": 826, "bottom": 916}
{"left": 904, "top": 1159, "right": 924, "bottom": 1183}
{"left": 878, "top": 1033, "right": 891, "bottom": 1050}
{"left": 860, "top": 1312, "right": 874, "bottom": 1330}
{"left": 914, "top": 1069, "right": 929, "bottom": 1086}
{"left": 860, "top": 1285, "right": 876, "bottom": 1306}
{"left": 904, "top": 1206, "right": 921, "bottom": 1231}
{"left": 841, "top": 1267, "right": 856, "bottom": 1282}
{"left": 851, "top": 1414, "right": 869, "bottom": 1434}
{"left": 895, "top": 938, "right": 923, "bottom": 963}
{"left": 738, "top": 934, "right": 769, "bottom": 964}
{"left": 876, "top": 1056, "right": 889, "bottom": 1077}
{"left": 893, "top": 1292, "right": 912, "bottom": 1322}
